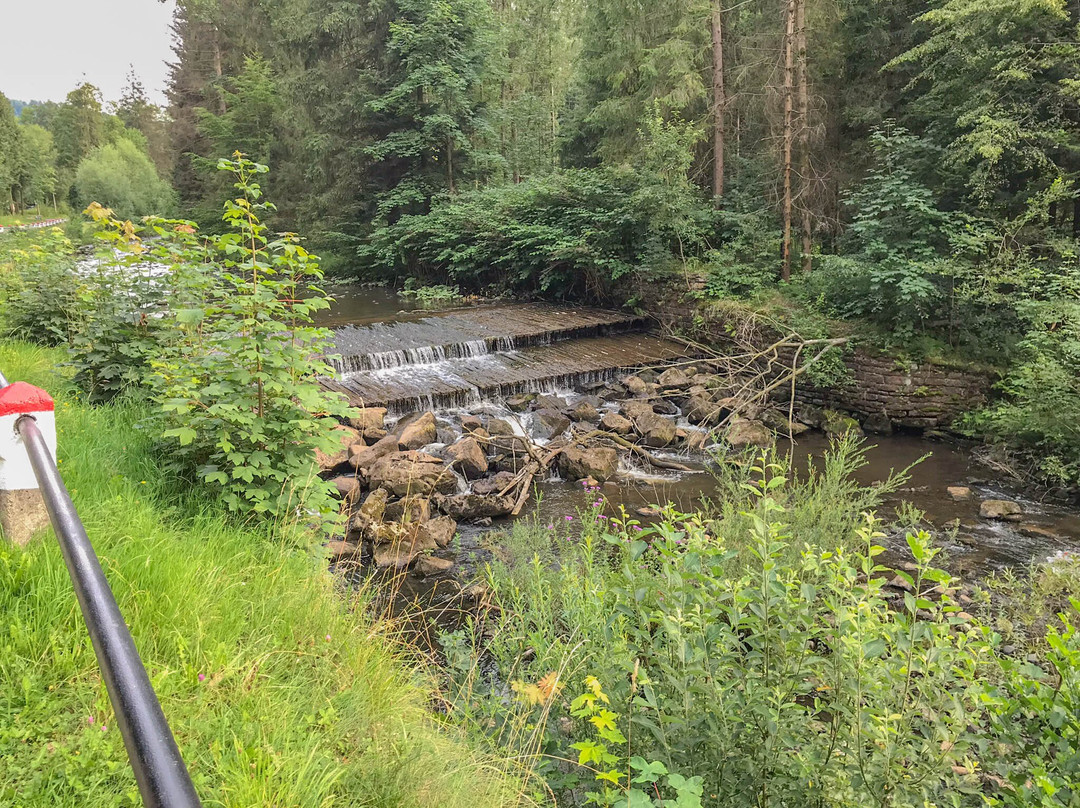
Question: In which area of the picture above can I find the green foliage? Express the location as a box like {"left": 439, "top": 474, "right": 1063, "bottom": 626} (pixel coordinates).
{"left": 964, "top": 292, "right": 1080, "bottom": 486}
{"left": 364, "top": 164, "right": 715, "bottom": 302}
{"left": 0, "top": 340, "right": 522, "bottom": 808}
{"left": 798, "top": 124, "right": 969, "bottom": 339}
{"left": 399, "top": 279, "right": 463, "bottom": 306}
{"left": 74, "top": 139, "right": 175, "bottom": 221}
{"left": 137, "top": 156, "right": 349, "bottom": 519}
{"left": 0, "top": 229, "right": 80, "bottom": 346}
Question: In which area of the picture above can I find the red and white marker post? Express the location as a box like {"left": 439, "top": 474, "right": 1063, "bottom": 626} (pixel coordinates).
{"left": 0, "top": 382, "right": 57, "bottom": 545}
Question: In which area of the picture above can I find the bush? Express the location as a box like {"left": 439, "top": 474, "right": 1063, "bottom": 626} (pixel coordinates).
{"left": 0, "top": 228, "right": 80, "bottom": 346}
{"left": 74, "top": 138, "right": 175, "bottom": 221}
{"left": 361, "top": 165, "right": 716, "bottom": 304}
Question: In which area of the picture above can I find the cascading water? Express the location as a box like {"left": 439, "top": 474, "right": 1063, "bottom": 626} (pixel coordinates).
{"left": 321, "top": 303, "right": 689, "bottom": 414}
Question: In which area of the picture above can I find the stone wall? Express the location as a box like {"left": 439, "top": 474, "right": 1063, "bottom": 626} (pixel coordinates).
{"left": 651, "top": 296, "right": 995, "bottom": 430}
{"left": 792, "top": 353, "right": 993, "bottom": 429}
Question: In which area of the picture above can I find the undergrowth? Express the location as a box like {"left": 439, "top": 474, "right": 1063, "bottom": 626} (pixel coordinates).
{"left": 0, "top": 341, "right": 524, "bottom": 808}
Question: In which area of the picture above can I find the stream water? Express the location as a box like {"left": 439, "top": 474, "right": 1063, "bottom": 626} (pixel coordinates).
{"left": 318, "top": 285, "right": 1080, "bottom": 582}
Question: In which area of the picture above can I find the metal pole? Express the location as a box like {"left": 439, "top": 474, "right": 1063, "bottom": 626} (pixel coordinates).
{"left": 14, "top": 413, "right": 202, "bottom": 808}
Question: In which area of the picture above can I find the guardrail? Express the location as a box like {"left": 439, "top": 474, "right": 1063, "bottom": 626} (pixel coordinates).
{"left": 0, "top": 369, "right": 202, "bottom": 808}
{"left": 0, "top": 217, "right": 67, "bottom": 235}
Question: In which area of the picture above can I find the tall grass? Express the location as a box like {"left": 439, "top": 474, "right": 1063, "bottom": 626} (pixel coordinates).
{"left": 0, "top": 341, "right": 524, "bottom": 807}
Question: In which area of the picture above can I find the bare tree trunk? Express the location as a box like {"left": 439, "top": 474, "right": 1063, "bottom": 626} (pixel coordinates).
{"left": 796, "top": 0, "right": 812, "bottom": 273}
{"left": 711, "top": 0, "right": 726, "bottom": 204}
{"left": 212, "top": 28, "right": 226, "bottom": 114}
{"left": 781, "top": 0, "right": 796, "bottom": 282}
{"left": 447, "top": 136, "right": 456, "bottom": 194}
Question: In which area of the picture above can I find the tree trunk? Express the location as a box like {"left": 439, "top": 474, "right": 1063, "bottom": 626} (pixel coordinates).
{"left": 212, "top": 28, "right": 226, "bottom": 114}
{"left": 781, "top": 0, "right": 796, "bottom": 281}
{"left": 447, "top": 136, "right": 456, "bottom": 194}
{"left": 796, "top": 0, "right": 811, "bottom": 273}
{"left": 711, "top": 0, "right": 726, "bottom": 204}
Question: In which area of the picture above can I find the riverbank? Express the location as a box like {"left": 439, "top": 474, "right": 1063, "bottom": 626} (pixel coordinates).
{"left": 0, "top": 341, "right": 523, "bottom": 807}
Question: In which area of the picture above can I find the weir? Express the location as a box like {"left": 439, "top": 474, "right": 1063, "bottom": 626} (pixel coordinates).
{"left": 321, "top": 303, "right": 690, "bottom": 413}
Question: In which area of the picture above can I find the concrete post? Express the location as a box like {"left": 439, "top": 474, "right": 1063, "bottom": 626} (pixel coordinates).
{"left": 0, "top": 382, "right": 57, "bottom": 546}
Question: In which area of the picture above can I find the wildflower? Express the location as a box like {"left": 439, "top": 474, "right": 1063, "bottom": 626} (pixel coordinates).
{"left": 565, "top": 515, "right": 573, "bottom": 522}
{"left": 546, "top": 524, "right": 554, "bottom": 530}
{"left": 325, "top": 634, "right": 332, "bottom": 642}
{"left": 87, "top": 715, "right": 94, "bottom": 725}
{"left": 598, "top": 515, "right": 607, "bottom": 521}
{"left": 198, "top": 673, "right": 206, "bottom": 682}
{"left": 101, "top": 725, "right": 107, "bottom": 732}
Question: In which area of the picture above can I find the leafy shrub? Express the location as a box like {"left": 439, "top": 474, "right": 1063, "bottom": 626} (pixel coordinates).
{"left": 442, "top": 449, "right": 997, "bottom": 807}
{"left": 361, "top": 165, "right": 716, "bottom": 304}
{"left": 73, "top": 138, "right": 176, "bottom": 221}
{"left": 0, "top": 228, "right": 80, "bottom": 346}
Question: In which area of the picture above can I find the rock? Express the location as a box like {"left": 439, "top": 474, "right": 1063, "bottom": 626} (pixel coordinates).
{"left": 622, "top": 375, "right": 649, "bottom": 396}
{"left": 506, "top": 393, "right": 536, "bottom": 412}
{"left": 346, "top": 407, "right": 387, "bottom": 434}
{"left": 947, "top": 486, "right": 972, "bottom": 502}
{"left": 486, "top": 418, "right": 518, "bottom": 438}
{"left": 980, "top": 499, "right": 1022, "bottom": 520}
{"left": 557, "top": 446, "right": 619, "bottom": 482}
{"left": 373, "top": 542, "right": 425, "bottom": 569}
{"left": 413, "top": 555, "right": 455, "bottom": 576}
{"left": 461, "top": 415, "right": 484, "bottom": 434}
{"left": 383, "top": 495, "right": 430, "bottom": 525}
{"left": 362, "top": 427, "right": 389, "bottom": 445}
{"left": 887, "top": 574, "right": 915, "bottom": 592}
{"left": 634, "top": 411, "right": 677, "bottom": 448}
{"left": 471, "top": 471, "right": 518, "bottom": 496}
{"left": 797, "top": 404, "right": 826, "bottom": 429}
{"left": 1019, "top": 524, "right": 1066, "bottom": 541}
{"left": 760, "top": 409, "right": 809, "bottom": 437}
{"left": 684, "top": 394, "right": 718, "bottom": 426}
{"left": 822, "top": 410, "right": 864, "bottom": 438}
{"left": 445, "top": 437, "right": 488, "bottom": 479}
{"left": 652, "top": 399, "right": 680, "bottom": 416}
{"left": 369, "top": 451, "right": 459, "bottom": 497}
{"left": 349, "top": 433, "right": 400, "bottom": 471}
{"left": 638, "top": 369, "right": 659, "bottom": 384}
{"left": 532, "top": 394, "right": 566, "bottom": 412}
{"left": 621, "top": 399, "right": 655, "bottom": 421}
{"left": 725, "top": 419, "right": 773, "bottom": 449}
{"left": 421, "top": 515, "right": 458, "bottom": 548}
{"left": 398, "top": 411, "right": 438, "bottom": 450}
{"left": 685, "top": 431, "right": 707, "bottom": 452}
{"left": 531, "top": 409, "right": 570, "bottom": 441}
{"left": 569, "top": 400, "right": 600, "bottom": 423}
{"left": 330, "top": 475, "right": 363, "bottom": 503}
{"left": 357, "top": 487, "right": 388, "bottom": 524}
{"left": 863, "top": 412, "right": 894, "bottom": 435}
{"left": 600, "top": 383, "right": 627, "bottom": 401}
{"left": 316, "top": 425, "right": 360, "bottom": 471}
{"left": 493, "top": 451, "right": 531, "bottom": 474}
{"left": 657, "top": 367, "right": 691, "bottom": 389}
{"left": 435, "top": 493, "right": 515, "bottom": 521}
{"left": 326, "top": 540, "right": 360, "bottom": 562}
{"left": 600, "top": 412, "right": 634, "bottom": 435}
{"left": 636, "top": 505, "right": 661, "bottom": 517}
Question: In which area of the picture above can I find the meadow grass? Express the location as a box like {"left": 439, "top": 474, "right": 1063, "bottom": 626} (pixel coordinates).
{"left": 0, "top": 341, "right": 523, "bottom": 807}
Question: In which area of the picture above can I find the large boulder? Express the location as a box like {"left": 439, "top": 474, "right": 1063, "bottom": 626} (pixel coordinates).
{"left": 330, "top": 474, "right": 363, "bottom": 503}
{"left": 347, "top": 488, "right": 389, "bottom": 540}
{"left": 634, "top": 411, "right": 677, "bottom": 448}
{"left": 349, "top": 433, "right": 400, "bottom": 471}
{"left": 486, "top": 418, "right": 518, "bottom": 438}
{"left": 383, "top": 495, "right": 430, "bottom": 524}
{"left": 657, "top": 367, "right": 691, "bottom": 390}
{"left": 761, "top": 409, "right": 809, "bottom": 437}
{"left": 471, "top": 471, "right": 518, "bottom": 496}
{"left": 569, "top": 399, "right": 601, "bottom": 423}
{"left": 980, "top": 499, "right": 1023, "bottom": 520}
{"left": 413, "top": 554, "right": 454, "bottom": 576}
{"left": 822, "top": 410, "right": 864, "bottom": 438}
{"left": 422, "top": 515, "right": 458, "bottom": 549}
{"left": 316, "top": 425, "right": 360, "bottom": 471}
{"left": 863, "top": 412, "right": 894, "bottom": 435}
{"left": 558, "top": 446, "right": 619, "bottom": 482}
{"left": 347, "top": 407, "right": 387, "bottom": 436}
{"left": 445, "top": 436, "right": 488, "bottom": 479}
{"left": 797, "top": 404, "right": 826, "bottom": 429}
{"left": 435, "top": 493, "right": 515, "bottom": 521}
{"left": 369, "top": 451, "right": 459, "bottom": 497}
{"left": 726, "top": 419, "right": 773, "bottom": 449}
{"left": 506, "top": 393, "right": 536, "bottom": 412}
{"left": 684, "top": 394, "right": 718, "bottom": 426}
{"left": 532, "top": 394, "right": 566, "bottom": 412}
{"left": 398, "top": 412, "right": 438, "bottom": 450}
{"left": 600, "top": 412, "right": 634, "bottom": 435}
{"left": 622, "top": 375, "right": 649, "bottom": 396}
{"left": 532, "top": 408, "right": 571, "bottom": 440}
{"left": 621, "top": 399, "right": 656, "bottom": 421}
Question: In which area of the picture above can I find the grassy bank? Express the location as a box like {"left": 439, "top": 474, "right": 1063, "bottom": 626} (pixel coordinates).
{"left": 0, "top": 341, "right": 521, "bottom": 807}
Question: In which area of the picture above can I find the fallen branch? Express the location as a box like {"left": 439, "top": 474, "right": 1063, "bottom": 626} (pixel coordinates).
{"left": 579, "top": 429, "right": 694, "bottom": 473}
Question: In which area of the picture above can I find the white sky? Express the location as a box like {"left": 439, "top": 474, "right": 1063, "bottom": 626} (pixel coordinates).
{"left": 1, "top": 0, "right": 178, "bottom": 106}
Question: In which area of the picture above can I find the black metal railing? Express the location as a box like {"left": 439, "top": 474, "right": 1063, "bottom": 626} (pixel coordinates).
{"left": 0, "top": 371, "right": 201, "bottom": 808}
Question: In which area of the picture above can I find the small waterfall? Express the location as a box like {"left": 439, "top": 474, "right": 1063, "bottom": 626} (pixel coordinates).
{"left": 318, "top": 302, "right": 692, "bottom": 414}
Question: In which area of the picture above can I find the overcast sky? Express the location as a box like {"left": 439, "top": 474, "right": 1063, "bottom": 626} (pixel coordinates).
{"left": 2, "top": 0, "right": 177, "bottom": 106}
